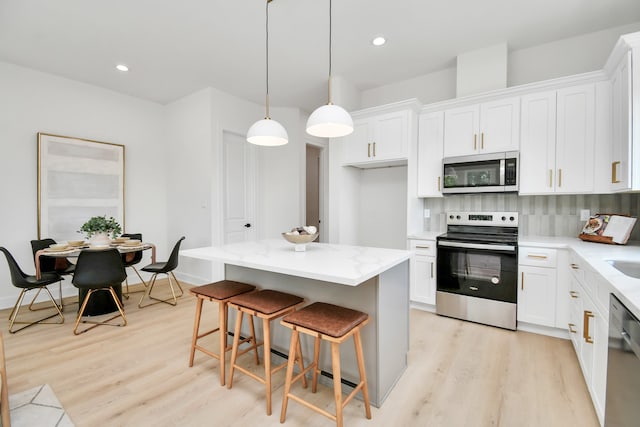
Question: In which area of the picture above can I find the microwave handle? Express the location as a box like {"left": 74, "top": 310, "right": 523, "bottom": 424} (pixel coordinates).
{"left": 499, "top": 159, "right": 505, "bottom": 186}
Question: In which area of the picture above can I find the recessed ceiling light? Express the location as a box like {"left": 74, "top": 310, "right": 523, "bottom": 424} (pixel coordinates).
{"left": 116, "top": 64, "right": 129, "bottom": 72}
{"left": 371, "top": 36, "right": 386, "bottom": 46}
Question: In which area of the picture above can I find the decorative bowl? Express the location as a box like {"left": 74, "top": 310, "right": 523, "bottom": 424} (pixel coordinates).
{"left": 123, "top": 239, "right": 141, "bottom": 246}
{"left": 49, "top": 243, "right": 68, "bottom": 251}
{"left": 281, "top": 232, "right": 318, "bottom": 251}
{"left": 68, "top": 240, "right": 85, "bottom": 247}
{"left": 112, "top": 236, "right": 130, "bottom": 244}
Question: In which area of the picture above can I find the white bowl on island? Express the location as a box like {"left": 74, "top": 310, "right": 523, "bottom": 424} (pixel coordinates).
{"left": 282, "top": 227, "right": 319, "bottom": 251}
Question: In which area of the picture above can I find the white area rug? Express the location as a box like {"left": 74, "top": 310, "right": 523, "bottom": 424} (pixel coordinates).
{"left": 9, "top": 384, "right": 74, "bottom": 427}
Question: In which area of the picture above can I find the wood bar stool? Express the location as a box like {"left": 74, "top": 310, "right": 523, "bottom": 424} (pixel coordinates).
{"left": 227, "top": 289, "right": 307, "bottom": 416}
{"left": 189, "top": 281, "right": 259, "bottom": 386}
{"left": 280, "top": 302, "right": 371, "bottom": 427}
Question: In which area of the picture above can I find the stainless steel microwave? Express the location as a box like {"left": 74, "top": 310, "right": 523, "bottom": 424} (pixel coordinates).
{"left": 442, "top": 151, "right": 519, "bottom": 194}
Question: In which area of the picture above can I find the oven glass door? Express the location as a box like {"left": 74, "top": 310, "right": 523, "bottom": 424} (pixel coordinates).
{"left": 436, "top": 242, "right": 517, "bottom": 303}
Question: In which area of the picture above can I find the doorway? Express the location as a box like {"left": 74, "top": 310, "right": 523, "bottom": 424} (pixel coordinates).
{"left": 222, "top": 131, "right": 256, "bottom": 244}
{"left": 306, "top": 144, "right": 322, "bottom": 241}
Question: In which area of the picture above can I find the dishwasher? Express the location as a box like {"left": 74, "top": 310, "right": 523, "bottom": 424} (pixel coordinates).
{"left": 605, "top": 294, "right": 640, "bottom": 426}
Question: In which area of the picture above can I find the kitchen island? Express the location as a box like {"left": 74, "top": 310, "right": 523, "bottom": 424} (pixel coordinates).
{"left": 180, "top": 239, "right": 411, "bottom": 407}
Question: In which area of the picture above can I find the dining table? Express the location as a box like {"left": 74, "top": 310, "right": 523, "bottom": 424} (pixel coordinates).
{"left": 35, "top": 242, "right": 156, "bottom": 315}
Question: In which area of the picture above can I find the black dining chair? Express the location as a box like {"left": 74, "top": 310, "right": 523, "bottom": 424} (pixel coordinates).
{"left": 0, "top": 247, "right": 64, "bottom": 333}
{"left": 120, "top": 233, "right": 146, "bottom": 298}
{"left": 72, "top": 248, "right": 127, "bottom": 335}
{"left": 30, "top": 238, "right": 75, "bottom": 310}
{"left": 138, "top": 236, "right": 185, "bottom": 308}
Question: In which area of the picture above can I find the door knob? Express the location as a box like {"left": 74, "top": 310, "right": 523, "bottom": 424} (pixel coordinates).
{"left": 244, "top": 223, "right": 251, "bottom": 228}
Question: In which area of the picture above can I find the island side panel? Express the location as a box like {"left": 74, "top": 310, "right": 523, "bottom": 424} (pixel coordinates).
{"left": 225, "top": 264, "right": 395, "bottom": 406}
{"left": 376, "top": 259, "right": 410, "bottom": 403}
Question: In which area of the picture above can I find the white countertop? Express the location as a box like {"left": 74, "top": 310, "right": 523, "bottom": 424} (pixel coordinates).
{"left": 407, "top": 231, "right": 443, "bottom": 240}
{"left": 180, "top": 239, "right": 411, "bottom": 286}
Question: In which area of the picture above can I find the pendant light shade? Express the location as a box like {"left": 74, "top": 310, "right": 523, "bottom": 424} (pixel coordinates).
{"left": 306, "top": 0, "right": 353, "bottom": 138}
{"left": 247, "top": 118, "right": 288, "bottom": 146}
{"left": 247, "top": 0, "right": 288, "bottom": 146}
{"left": 306, "top": 103, "right": 353, "bottom": 138}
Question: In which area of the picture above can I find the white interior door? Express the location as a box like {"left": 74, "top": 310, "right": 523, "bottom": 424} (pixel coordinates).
{"left": 223, "top": 131, "right": 256, "bottom": 244}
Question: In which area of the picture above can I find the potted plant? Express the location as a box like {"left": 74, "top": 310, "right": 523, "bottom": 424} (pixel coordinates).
{"left": 79, "top": 215, "right": 122, "bottom": 246}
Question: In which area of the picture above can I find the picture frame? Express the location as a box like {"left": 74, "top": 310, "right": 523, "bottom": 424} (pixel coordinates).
{"left": 37, "top": 133, "right": 125, "bottom": 241}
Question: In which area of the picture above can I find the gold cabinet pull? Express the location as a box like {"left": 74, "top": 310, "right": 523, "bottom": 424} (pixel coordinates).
{"left": 583, "top": 310, "right": 594, "bottom": 344}
{"left": 558, "top": 169, "right": 562, "bottom": 187}
{"left": 367, "top": 143, "right": 371, "bottom": 158}
{"left": 549, "top": 169, "right": 553, "bottom": 187}
{"left": 373, "top": 142, "right": 376, "bottom": 157}
{"left": 527, "top": 254, "right": 548, "bottom": 259}
{"left": 437, "top": 176, "right": 441, "bottom": 192}
{"left": 612, "top": 161, "right": 621, "bottom": 183}
{"left": 570, "top": 263, "right": 579, "bottom": 270}
{"left": 415, "top": 245, "right": 431, "bottom": 249}
{"left": 481, "top": 132, "right": 484, "bottom": 149}
{"left": 521, "top": 272, "right": 524, "bottom": 290}
{"left": 569, "top": 290, "right": 579, "bottom": 298}
{"left": 568, "top": 323, "right": 577, "bottom": 333}
{"left": 473, "top": 134, "right": 477, "bottom": 150}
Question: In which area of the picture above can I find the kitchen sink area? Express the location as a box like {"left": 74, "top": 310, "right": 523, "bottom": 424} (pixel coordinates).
{"left": 607, "top": 260, "right": 640, "bottom": 279}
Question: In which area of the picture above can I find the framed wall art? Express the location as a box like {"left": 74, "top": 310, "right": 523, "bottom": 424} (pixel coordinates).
{"left": 37, "top": 133, "right": 125, "bottom": 241}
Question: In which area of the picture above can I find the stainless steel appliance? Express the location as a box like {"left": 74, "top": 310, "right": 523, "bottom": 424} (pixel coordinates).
{"left": 442, "top": 151, "right": 518, "bottom": 194}
{"left": 605, "top": 294, "right": 640, "bottom": 426}
{"left": 436, "top": 211, "right": 518, "bottom": 330}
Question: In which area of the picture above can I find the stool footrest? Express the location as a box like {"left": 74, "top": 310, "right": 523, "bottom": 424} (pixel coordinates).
{"left": 287, "top": 393, "right": 337, "bottom": 422}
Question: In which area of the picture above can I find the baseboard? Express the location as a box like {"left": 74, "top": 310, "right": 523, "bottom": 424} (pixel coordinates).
{"left": 517, "top": 322, "right": 570, "bottom": 340}
{"left": 410, "top": 301, "right": 436, "bottom": 313}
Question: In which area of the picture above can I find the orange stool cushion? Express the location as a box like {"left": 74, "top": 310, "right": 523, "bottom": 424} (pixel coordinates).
{"left": 283, "top": 302, "right": 368, "bottom": 338}
{"left": 190, "top": 281, "right": 256, "bottom": 301}
{"left": 229, "top": 289, "right": 303, "bottom": 315}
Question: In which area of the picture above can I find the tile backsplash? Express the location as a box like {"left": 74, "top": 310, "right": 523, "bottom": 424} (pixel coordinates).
{"left": 423, "top": 193, "right": 640, "bottom": 241}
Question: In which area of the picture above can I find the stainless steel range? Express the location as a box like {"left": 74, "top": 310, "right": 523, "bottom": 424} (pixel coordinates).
{"left": 436, "top": 211, "right": 518, "bottom": 330}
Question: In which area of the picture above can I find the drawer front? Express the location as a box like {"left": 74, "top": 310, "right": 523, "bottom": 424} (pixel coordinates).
{"left": 409, "top": 239, "right": 436, "bottom": 256}
{"left": 519, "top": 247, "right": 557, "bottom": 268}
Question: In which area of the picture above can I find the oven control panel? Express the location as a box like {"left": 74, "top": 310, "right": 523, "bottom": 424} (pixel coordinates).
{"left": 446, "top": 211, "right": 519, "bottom": 227}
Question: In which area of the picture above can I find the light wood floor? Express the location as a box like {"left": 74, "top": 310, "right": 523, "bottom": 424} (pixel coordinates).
{"left": 0, "top": 282, "right": 599, "bottom": 427}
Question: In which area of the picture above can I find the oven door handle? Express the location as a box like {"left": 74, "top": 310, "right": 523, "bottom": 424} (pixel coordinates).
{"left": 437, "top": 240, "right": 516, "bottom": 252}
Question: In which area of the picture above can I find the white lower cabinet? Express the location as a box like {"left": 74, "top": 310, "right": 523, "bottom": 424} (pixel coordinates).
{"left": 517, "top": 246, "right": 558, "bottom": 328}
{"left": 409, "top": 239, "right": 436, "bottom": 306}
{"left": 568, "top": 252, "right": 609, "bottom": 426}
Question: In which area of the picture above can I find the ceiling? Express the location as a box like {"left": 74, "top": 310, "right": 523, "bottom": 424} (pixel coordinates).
{"left": 1, "top": 0, "right": 639, "bottom": 113}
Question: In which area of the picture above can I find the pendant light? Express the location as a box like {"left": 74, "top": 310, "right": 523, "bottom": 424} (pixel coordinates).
{"left": 247, "top": 0, "right": 288, "bottom": 146}
{"left": 306, "top": 0, "right": 353, "bottom": 138}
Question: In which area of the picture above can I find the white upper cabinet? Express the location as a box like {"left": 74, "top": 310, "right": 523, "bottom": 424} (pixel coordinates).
{"left": 520, "top": 85, "right": 595, "bottom": 194}
{"left": 556, "top": 84, "right": 596, "bottom": 193}
{"left": 443, "top": 97, "right": 520, "bottom": 157}
{"left": 417, "top": 111, "right": 444, "bottom": 197}
{"left": 610, "top": 51, "right": 633, "bottom": 191}
{"left": 342, "top": 109, "right": 411, "bottom": 167}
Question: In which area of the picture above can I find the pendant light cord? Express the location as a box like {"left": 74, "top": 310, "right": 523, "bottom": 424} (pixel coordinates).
{"left": 328, "top": 0, "right": 333, "bottom": 104}
{"left": 265, "top": 0, "right": 271, "bottom": 119}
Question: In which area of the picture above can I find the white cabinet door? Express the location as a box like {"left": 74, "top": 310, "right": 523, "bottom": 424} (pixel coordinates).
{"left": 611, "top": 51, "right": 632, "bottom": 191}
{"left": 517, "top": 265, "right": 556, "bottom": 327}
{"left": 342, "top": 119, "right": 371, "bottom": 164}
{"left": 443, "top": 104, "right": 479, "bottom": 157}
{"left": 374, "top": 110, "right": 408, "bottom": 161}
{"left": 411, "top": 253, "right": 436, "bottom": 305}
{"left": 479, "top": 97, "right": 520, "bottom": 153}
{"left": 568, "top": 275, "right": 583, "bottom": 354}
{"left": 519, "top": 91, "right": 557, "bottom": 194}
{"left": 555, "top": 84, "right": 595, "bottom": 194}
{"left": 591, "top": 306, "right": 608, "bottom": 425}
{"left": 417, "top": 111, "right": 444, "bottom": 197}
{"left": 554, "top": 250, "right": 570, "bottom": 329}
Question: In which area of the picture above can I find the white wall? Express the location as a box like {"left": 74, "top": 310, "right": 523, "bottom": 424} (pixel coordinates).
{"left": 0, "top": 61, "right": 167, "bottom": 308}
{"left": 360, "top": 21, "right": 640, "bottom": 108}
{"left": 358, "top": 166, "right": 408, "bottom": 249}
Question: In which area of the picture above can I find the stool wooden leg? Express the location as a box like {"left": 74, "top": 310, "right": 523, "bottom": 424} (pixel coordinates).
{"left": 263, "top": 317, "right": 273, "bottom": 416}
{"left": 331, "top": 342, "right": 343, "bottom": 427}
{"left": 248, "top": 314, "right": 260, "bottom": 365}
{"left": 354, "top": 329, "right": 371, "bottom": 419}
{"left": 296, "top": 334, "right": 308, "bottom": 389}
{"left": 227, "top": 310, "right": 244, "bottom": 389}
{"left": 312, "top": 335, "right": 321, "bottom": 393}
{"left": 280, "top": 329, "right": 299, "bottom": 423}
{"left": 189, "top": 297, "right": 204, "bottom": 367}
{"left": 218, "top": 300, "right": 227, "bottom": 386}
